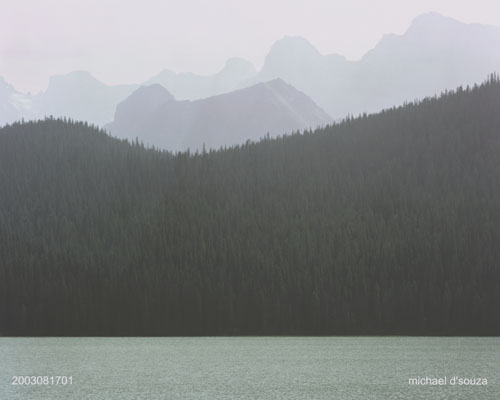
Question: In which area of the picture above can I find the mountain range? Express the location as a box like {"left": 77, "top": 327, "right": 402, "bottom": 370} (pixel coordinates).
{"left": 145, "top": 57, "right": 257, "bottom": 101}
{"left": 32, "top": 71, "right": 139, "bottom": 126}
{"left": 1, "top": 12, "right": 500, "bottom": 144}
{"left": 105, "top": 79, "right": 332, "bottom": 151}
{"left": 0, "top": 77, "right": 33, "bottom": 124}
{"left": 255, "top": 12, "right": 500, "bottom": 119}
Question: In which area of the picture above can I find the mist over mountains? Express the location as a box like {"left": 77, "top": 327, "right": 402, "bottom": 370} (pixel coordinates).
{"left": 106, "top": 79, "right": 332, "bottom": 151}
{"left": 252, "top": 12, "right": 500, "bottom": 118}
{"left": 33, "top": 71, "right": 139, "bottom": 127}
{"left": 2, "top": 2, "right": 500, "bottom": 338}
{"left": 145, "top": 57, "right": 257, "bottom": 101}
{"left": 1, "top": 12, "right": 500, "bottom": 149}
{"left": 0, "top": 77, "right": 34, "bottom": 124}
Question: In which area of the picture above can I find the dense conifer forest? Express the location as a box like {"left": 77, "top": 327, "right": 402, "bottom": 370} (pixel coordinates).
{"left": 1, "top": 76, "right": 500, "bottom": 336}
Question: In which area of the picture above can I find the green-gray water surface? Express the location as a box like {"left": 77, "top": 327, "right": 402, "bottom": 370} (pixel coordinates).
{"left": 0, "top": 337, "right": 498, "bottom": 399}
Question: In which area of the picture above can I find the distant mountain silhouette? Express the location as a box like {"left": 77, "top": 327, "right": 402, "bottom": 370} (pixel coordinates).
{"left": 106, "top": 79, "right": 332, "bottom": 151}
{"left": 0, "top": 77, "right": 19, "bottom": 126}
{"left": 105, "top": 84, "right": 175, "bottom": 142}
{"left": 251, "top": 13, "right": 500, "bottom": 118}
{"left": 0, "top": 77, "right": 35, "bottom": 126}
{"left": 1, "top": 60, "right": 257, "bottom": 127}
{"left": 248, "top": 36, "right": 351, "bottom": 118}
{"left": 2, "top": 12, "right": 500, "bottom": 127}
{"left": 31, "top": 71, "right": 139, "bottom": 126}
{"left": 145, "top": 57, "right": 257, "bottom": 100}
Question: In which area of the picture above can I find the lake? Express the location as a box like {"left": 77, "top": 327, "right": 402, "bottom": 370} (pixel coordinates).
{"left": 0, "top": 337, "right": 498, "bottom": 399}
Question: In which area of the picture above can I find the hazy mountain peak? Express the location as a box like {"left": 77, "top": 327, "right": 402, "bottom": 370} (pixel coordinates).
{"left": 146, "top": 57, "right": 258, "bottom": 101}
{"left": 259, "top": 36, "right": 323, "bottom": 81}
{"left": 265, "top": 77, "right": 287, "bottom": 86}
{"left": 47, "top": 70, "right": 104, "bottom": 90}
{"left": 125, "top": 84, "right": 174, "bottom": 103}
{"left": 411, "top": 11, "right": 451, "bottom": 24}
{"left": 51, "top": 70, "right": 96, "bottom": 80}
{"left": 262, "top": 78, "right": 297, "bottom": 93}
{"left": 369, "top": 13, "right": 455, "bottom": 51}
{"left": 226, "top": 78, "right": 301, "bottom": 99}
{"left": 151, "top": 68, "right": 177, "bottom": 80}
{"left": 267, "top": 36, "right": 321, "bottom": 58}
{"left": 407, "top": 12, "right": 467, "bottom": 35}
{"left": 238, "top": 78, "right": 295, "bottom": 97}
{"left": 0, "top": 76, "right": 14, "bottom": 94}
{"left": 106, "top": 84, "right": 175, "bottom": 138}
{"left": 220, "top": 57, "right": 256, "bottom": 75}
{"left": 0, "top": 76, "right": 23, "bottom": 126}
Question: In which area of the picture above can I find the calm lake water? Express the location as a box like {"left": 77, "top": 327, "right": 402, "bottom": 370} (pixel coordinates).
{"left": 0, "top": 337, "right": 498, "bottom": 399}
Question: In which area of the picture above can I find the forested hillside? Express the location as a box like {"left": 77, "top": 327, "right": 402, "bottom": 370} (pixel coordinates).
{"left": 1, "top": 76, "right": 500, "bottom": 336}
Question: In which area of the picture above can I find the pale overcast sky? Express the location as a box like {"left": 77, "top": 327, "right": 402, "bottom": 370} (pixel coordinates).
{"left": 1, "top": 0, "right": 499, "bottom": 93}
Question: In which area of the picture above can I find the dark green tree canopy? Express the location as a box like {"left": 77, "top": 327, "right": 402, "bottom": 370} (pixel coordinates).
{"left": 1, "top": 75, "right": 500, "bottom": 336}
